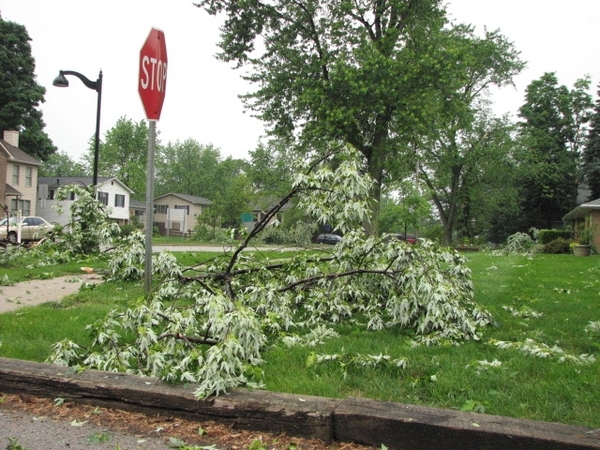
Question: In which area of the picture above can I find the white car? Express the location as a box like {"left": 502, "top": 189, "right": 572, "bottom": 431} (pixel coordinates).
{"left": 0, "top": 216, "right": 53, "bottom": 244}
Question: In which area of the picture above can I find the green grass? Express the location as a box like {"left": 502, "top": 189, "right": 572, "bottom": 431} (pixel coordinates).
{"left": 1, "top": 251, "right": 599, "bottom": 428}
{"left": 0, "top": 253, "right": 105, "bottom": 284}
{"left": 261, "top": 253, "right": 600, "bottom": 428}
{"left": 0, "top": 281, "right": 142, "bottom": 361}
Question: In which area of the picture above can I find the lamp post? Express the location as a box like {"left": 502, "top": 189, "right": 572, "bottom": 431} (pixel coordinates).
{"left": 53, "top": 70, "right": 103, "bottom": 186}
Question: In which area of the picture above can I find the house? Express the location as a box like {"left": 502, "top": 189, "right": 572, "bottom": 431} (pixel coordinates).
{"left": 37, "top": 176, "right": 134, "bottom": 226}
{"left": 153, "top": 193, "right": 212, "bottom": 236}
{"left": 562, "top": 198, "right": 600, "bottom": 247}
{"left": 1, "top": 130, "right": 43, "bottom": 217}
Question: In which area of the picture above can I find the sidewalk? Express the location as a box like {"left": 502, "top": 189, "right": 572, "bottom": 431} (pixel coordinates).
{"left": 0, "top": 274, "right": 103, "bottom": 313}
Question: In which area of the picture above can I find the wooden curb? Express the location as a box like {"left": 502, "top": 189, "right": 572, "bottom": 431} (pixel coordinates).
{"left": 0, "top": 357, "right": 598, "bottom": 449}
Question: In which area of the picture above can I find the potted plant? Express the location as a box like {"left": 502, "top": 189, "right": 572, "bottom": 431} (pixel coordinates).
{"left": 573, "top": 225, "right": 596, "bottom": 256}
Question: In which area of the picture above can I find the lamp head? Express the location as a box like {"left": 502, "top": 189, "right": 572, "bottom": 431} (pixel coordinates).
{"left": 52, "top": 72, "right": 69, "bottom": 87}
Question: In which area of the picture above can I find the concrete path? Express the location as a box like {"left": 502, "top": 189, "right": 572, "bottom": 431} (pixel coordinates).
{"left": 0, "top": 274, "right": 103, "bottom": 313}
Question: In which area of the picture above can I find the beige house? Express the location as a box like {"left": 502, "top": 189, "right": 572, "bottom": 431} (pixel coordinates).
{"left": 1, "top": 130, "right": 43, "bottom": 217}
{"left": 563, "top": 198, "right": 600, "bottom": 248}
{"left": 153, "top": 193, "right": 212, "bottom": 236}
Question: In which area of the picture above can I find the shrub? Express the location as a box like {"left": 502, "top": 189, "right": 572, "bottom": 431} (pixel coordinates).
{"left": 538, "top": 229, "right": 571, "bottom": 244}
{"left": 506, "top": 231, "right": 535, "bottom": 254}
{"left": 119, "top": 223, "right": 138, "bottom": 237}
{"left": 540, "top": 237, "right": 571, "bottom": 254}
{"left": 254, "top": 222, "right": 317, "bottom": 247}
{"left": 191, "top": 223, "right": 236, "bottom": 243}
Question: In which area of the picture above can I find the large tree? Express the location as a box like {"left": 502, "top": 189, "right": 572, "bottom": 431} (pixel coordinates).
{"left": 516, "top": 73, "right": 592, "bottom": 230}
{"left": 0, "top": 16, "right": 55, "bottom": 159}
{"left": 583, "top": 85, "right": 600, "bottom": 200}
{"left": 155, "top": 139, "right": 222, "bottom": 198}
{"left": 406, "top": 23, "right": 524, "bottom": 246}
{"left": 193, "top": 0, "right": 522, "bottom": 235}
{"left": 417, "top": 109, "right": 519, "bottom": 245}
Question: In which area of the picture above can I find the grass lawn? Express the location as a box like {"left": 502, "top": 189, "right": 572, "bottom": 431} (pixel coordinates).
{"left": 0, "top": 251, "right": 599, "bottom": 428}
{"left": 263, "top": 253, "right": 600, "bottom": 428}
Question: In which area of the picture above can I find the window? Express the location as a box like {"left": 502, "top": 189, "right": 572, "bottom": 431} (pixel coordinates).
{"left": 114, "top": 194, "right": 125, "bottom": 208}
{"left": 68, "top": 191, "right": 76, "bottom": 201}
{"left": 97, "top": 191, "right": 109, "bottom": 205}
{"left": 10, "top": 199, "right": 31, "bottom": 215}
{"left": 48, "top": 189, "right": 55, "bottom": 200}
{"left": 175, "top": 204, "right": 190, "bottom": 215}
{"left": 25, "top": 167, "right": 32, "bottom": 187}
{"left": 154, "top": 204, "right": 168, "bottom": 214}
{"left": 12, "top": 165, "right": 19, "bottom": 185}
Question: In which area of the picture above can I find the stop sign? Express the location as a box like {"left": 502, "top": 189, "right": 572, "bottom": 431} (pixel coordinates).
{"left": 139, "top": 28, "right": 167, "bottom": 120}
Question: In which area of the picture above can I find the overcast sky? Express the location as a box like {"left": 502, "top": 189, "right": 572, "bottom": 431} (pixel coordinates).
{"left": 2, "top": 1, "right": 600, "bottom": 163}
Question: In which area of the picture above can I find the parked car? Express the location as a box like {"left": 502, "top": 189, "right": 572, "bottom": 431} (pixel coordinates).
{"left": 316, "top": 233, "right": 342, "bottom": 245}
{"left": 0, "top": 216, "right": 52, "bottom": 244}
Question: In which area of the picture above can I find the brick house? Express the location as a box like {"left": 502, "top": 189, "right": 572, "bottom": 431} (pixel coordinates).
{"left": 0, "top": 130, "right": 43, "bottom": 218}
{"left": 562, "top": 198, "right": 600, "bottom": 248}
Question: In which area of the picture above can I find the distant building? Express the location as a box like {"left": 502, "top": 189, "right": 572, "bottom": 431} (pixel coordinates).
{"left": 153, "top": 193, "right": 212, "bottom": 236}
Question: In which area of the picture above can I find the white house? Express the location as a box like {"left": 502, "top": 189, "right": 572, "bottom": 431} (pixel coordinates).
{"left": 37, "top": 177, "right": 134, "bottom": 226}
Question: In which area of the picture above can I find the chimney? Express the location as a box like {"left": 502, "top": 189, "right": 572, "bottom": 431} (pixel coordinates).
{"left": 3, "top": 130, "right": 19, "bottom": 147}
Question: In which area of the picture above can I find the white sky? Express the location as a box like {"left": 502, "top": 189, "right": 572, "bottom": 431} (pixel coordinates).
{"left": 2, "top": 0, "right": 600, "bottom": 163}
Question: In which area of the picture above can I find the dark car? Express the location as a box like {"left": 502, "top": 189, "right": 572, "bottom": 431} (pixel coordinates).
{"left": 316, "top": 233, "right": 342, "bottom": 245}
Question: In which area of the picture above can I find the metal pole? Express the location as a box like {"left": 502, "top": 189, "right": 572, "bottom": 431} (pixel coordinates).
{"left": 144, "top": 120, "right": 156, "bottom": 293}
{"left": 93, "top": 71, "right": 103, "bottom": 186}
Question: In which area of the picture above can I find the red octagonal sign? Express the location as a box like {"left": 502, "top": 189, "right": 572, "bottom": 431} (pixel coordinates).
{"left": 139, "top": 28, "right": 167, "bottom": 121}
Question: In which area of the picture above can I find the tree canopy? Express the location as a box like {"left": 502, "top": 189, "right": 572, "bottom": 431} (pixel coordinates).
{"left": 0, "top": 16, "right": 55, "bottom": 160}
{"left": 516, "top": 73, "right": 592, "bottom": 229}
{"left": 39, "top": 151, "right": 86, "bottom": 177}
{"left": 583, "top": 85, "right": 600, "bottom": 200}
{"left": 194, "top": 0, "right": 523, "bottom": 235}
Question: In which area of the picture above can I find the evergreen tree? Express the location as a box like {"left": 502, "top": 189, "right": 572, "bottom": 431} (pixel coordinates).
{"left": 583, "top": 85, "right": 600, "bottom": 200}
{"left": 516, "top": 73, "right": 592, "bottom": 229}
{"left": 0, "top": 16, "right": 55, "bottom": 159}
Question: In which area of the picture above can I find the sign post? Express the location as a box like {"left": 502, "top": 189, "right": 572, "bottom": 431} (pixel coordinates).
{"left": 139, "top": 27, "right": 167, "bottom": 293}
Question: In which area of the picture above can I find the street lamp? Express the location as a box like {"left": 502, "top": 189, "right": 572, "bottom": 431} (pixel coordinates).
{"left": 53, "top": 70, "right": 103, "bottom": 186}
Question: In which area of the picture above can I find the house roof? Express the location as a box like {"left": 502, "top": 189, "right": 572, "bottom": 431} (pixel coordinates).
{"left": 154, "top": 193, "right": 213, "bottom": 206}
{"left": 0, "top": 139, "right": 43, "bottom": 167}
{"left": 562, "top": 198, "right": 600, "bottom": 221}
{"left": 5, "top": 184, "right": 23, "bottom": 196}
{"left": 38, "top": 177, "right": 134, "bottom": 194}
{"left": 129, "top": 199, "right": 146, "bottom": 210}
